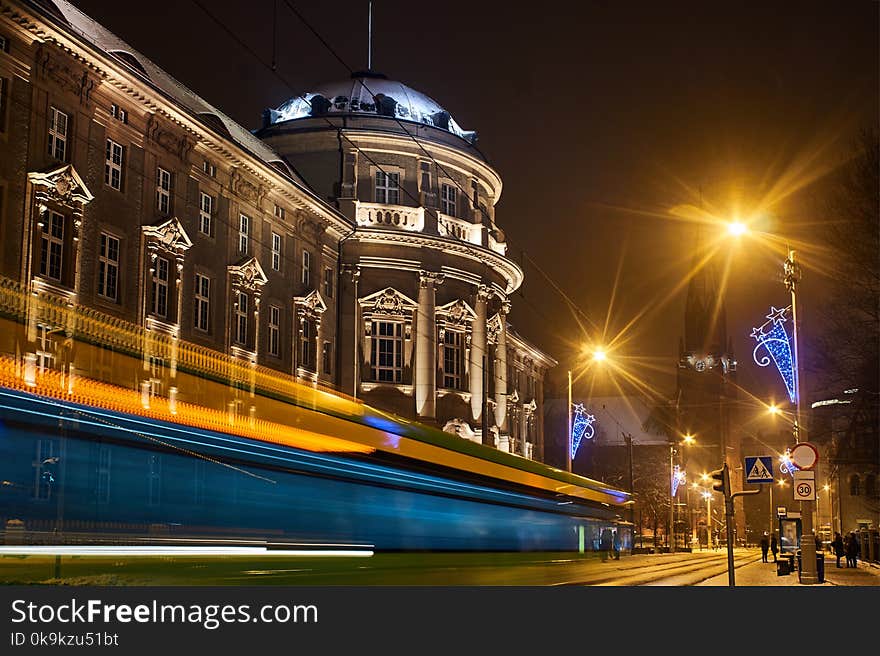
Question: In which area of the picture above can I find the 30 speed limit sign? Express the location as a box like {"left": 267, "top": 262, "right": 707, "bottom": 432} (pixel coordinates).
{"left": 794, "top": 470, "right": 816, "bottom": 501}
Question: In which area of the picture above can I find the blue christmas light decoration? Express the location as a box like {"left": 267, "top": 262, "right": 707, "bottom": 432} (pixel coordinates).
{"left": 671, "top": 465, "right": 685, "bottom": 497}
{"left": 779, "top": 449, "right": 799, "bottom": 479}
{"left": 750, "top": 306, "right": 798, "bottom": 404}
{"left": 570, "top": 403, "right": 596, "bottom": 461}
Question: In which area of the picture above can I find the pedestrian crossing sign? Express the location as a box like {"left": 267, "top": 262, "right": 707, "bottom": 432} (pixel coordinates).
{"left": 745, "top": 456, "right": 774, "bottom": 483}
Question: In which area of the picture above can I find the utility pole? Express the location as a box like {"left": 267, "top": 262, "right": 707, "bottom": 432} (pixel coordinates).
{"left": 669, "top": 442, "right": 676, "bottom": 553}
{"left": 566, "top": 370, "right": 572, "bottom": 473}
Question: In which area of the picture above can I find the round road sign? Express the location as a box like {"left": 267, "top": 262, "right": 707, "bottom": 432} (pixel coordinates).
{"left": 790, "top": 442, "right": 819, "bottom": 470}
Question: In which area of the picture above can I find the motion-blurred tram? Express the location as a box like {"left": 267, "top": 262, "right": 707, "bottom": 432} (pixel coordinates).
{"left": 0, "top": 280, "right": 630, "bottom": 552}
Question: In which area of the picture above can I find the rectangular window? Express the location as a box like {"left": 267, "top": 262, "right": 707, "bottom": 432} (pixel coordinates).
{"left": 238, "top": 213, "right": 249, "bottom": 253}
{"left": 235, "top": 292, "right": 248, "bottom": 344}
{"left": 441, "top": 183, "right": 457, "bottom": 216}
{"left": 375, "top": 170, "right": 400, "bottom": 205}
{"left": 371, "top": 320, "right": 403, "bottom": 383}
{"left": 96, "top": 446, "right": 111, "bottom": 504}
{"left": 48, "top": 106, "right": 68, "bottom": 160}
{"left": 271, "top": 232, "right": 282, "bottom": 271}
{"left": 300, "top": 318, "right": 314, "bottom": 370}
{"left": 97, "top": 232, "right": 120, "bottom": 301}
{"left": 148, "top": 453, "right": 161, "bottom": 506}
{"left": 0, "top": 35, "right": 7, "bottom": 52}
{"left": 323, "top": 267, "right": 334, "bottom": 298}
{"left": 104, "top": 139, "right": 124, "bottom": 190}
{"left": 151, "top": 256, "right": 169, "bottom": 318}
{"left": 39, "top": 211, "right": 64, "bottom": 281}
{"left": 156, "top": 167, "right": 171, "bottom": 214}
{"left": 199, "top": 192, "right": 213, "bottom": 235}
{"left": 443, "top": 330, "right": 463, "bottom": 389}
{"left": 34, "top": 439, "right": 58, "bottom": 501}
{"left": 194, "top": 273, "right": 210, "bottom": 332}
{"left": 268, "top": 305, "right": 281, "bottom": 357}
{"left": 322, "top": 341, "right": 332, "bottom": 375}
{"left": 35, "top": 324, "right": 55, "bottom": 373}
{"left": 202, "top": 159, "right": 216, "bottom": 177}
{"left": 274, "top": 204, "right": 285, "bottom": 220}
{"left": 301, "top": 250, "right": 311, "bottom": 287}
{"left": 109, "top": 104, "right": 127, "bottom": 124}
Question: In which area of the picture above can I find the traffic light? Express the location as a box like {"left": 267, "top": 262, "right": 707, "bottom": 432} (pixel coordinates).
{"left": 710, "top": 464, "right": 730, "bottom": 497}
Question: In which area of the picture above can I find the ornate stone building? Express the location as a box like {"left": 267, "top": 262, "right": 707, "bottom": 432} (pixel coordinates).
{"left": 258, "top": 72, "right": 555, "bottom": 459}
{"left": 0, "top": 0, "right": 555, "bottom": 462}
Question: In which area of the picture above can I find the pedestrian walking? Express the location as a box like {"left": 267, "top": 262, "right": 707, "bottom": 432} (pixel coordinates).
{"left": 612, "top": 530, "right": 621, "bottom": 560}
{"left": 600, "top": 527, "right": 612, "bottom": 562}
{"left": 832, "top": 532, "right": 845, "bottom": 568}
{"left": 760, "top": 533, "right": 770, "bottom": 562}
{"left": 770, "top": 533, "right": 778, "bottom": 562}
{"left": 846, "top": 531, "right": 860, "bottom": 568}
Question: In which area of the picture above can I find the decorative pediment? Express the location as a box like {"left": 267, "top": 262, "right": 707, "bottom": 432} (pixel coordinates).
{"left": 142, "top": 217, "right": 193, "bottom": 255}
{"left": 294, "top": 289, "right": 328, "bottom": 315}
{"left": 228, "top": 257, "right": 268, "bottom": 292}
{"left": 358, "top": 287, "right": 418, "bottom": 316}
{"left": 436, "top": 299, "right": 476, "bottom": 326}
{"left": 28, "top": 164, "right": 94, "bottom": 206}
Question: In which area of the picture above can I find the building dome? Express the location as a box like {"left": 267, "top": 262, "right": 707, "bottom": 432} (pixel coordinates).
{"left": 265, "top": 71, "right": 477, "bottom": 144}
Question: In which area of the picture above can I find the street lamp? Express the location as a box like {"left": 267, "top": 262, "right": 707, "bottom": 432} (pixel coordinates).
{"left": 703, "top": 490, "right": 713, "bottom": 550}
{"left": 568, "top": 347, "right": 608, "bottom": 472}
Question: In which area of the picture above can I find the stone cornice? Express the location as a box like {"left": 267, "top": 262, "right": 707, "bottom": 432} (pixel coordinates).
{"left": 353, "top": 229, "right": 523, "bottom": 293}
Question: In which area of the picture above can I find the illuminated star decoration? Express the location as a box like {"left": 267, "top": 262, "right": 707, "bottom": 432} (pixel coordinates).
{"left": 750, "top": 305, "right": 797, "bottom": 404}
{"left": 570, "top": 403, "right": 596, "bottom": 461}
{"left": 671, "top": 465, "right": 685, "bottom": 497}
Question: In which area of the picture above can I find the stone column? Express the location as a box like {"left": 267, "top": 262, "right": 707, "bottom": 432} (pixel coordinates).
{"left": 470, "top": 285, "right": 490, "bottom": 430}
{"left": 493, "top": 299, "right": 510, "bottom": 431}
{"left": 415, "top": 271, "right": 443, "bottom": 419}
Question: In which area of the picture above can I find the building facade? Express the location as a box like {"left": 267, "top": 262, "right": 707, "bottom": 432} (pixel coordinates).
{"left": 0, "top": 1, "right": 554, "bottom": 462}
{"left": 257, "top": 72, "right": 555, "bottom": 458}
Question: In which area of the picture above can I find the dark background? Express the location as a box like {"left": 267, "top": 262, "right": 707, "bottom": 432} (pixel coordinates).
{"left": 70, "top": 0, "right": 879, "bottom": 409}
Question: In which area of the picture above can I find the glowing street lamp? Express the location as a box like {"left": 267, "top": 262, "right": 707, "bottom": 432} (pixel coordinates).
{"left": 727, "top": 221, "right": 748, "bottom": 237}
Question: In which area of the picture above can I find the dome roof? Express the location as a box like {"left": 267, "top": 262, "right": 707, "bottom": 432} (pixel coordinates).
{"left": 267, "top": 72, "right": 477, "bottom": 144}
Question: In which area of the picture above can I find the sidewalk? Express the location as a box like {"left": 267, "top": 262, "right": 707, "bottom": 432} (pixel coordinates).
{"left": 698, "top": 551, "right": 880, "bottom": 586}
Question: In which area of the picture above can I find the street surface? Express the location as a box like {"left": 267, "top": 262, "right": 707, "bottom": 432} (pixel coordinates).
{"left": 1, "top": 548, "right": 877, "bottom": 586}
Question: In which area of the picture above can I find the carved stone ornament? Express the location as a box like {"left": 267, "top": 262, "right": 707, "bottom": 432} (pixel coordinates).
{"left": 228, "top": 257, "right": 268, "bottom": 293}
{"left": 476, "top": 284, "right": 492, "bottom": 302}
{"left": 419, "top": 271, "right": 445, "bottom": 289}
{"left": 438, "top": 299, "right": 476, "bottom": 327}
{"left": 230, "top": 168, "right": 266, "bottom": 204}
{"left": 28, "top": 165, "right": 94, "bottom": 207}
{"left": 142, "top": 217, "right": 193, "bottom": 255}
{"left": 146, "top": 114, "right": 194, "bottom": 163}
{"left": 486, "top": 313, "right": 503, "bottom": 343}
{"left": 35, "top": 45, "right": 95, "bottom": 106}
{"left": 294, "top": 289, "right": 328, "bottom": 316}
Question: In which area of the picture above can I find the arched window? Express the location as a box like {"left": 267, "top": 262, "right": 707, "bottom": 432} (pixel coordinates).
{"left": 865, "top": 474, "right": 876, "bottom": 497}
{"left": 849, "top": 474, "right": 861, "bottom": 496}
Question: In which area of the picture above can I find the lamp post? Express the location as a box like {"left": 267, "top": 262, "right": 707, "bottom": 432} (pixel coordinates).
{"left": 703, "top": 490, "right": 712, "bottom": 550}
{"left": 567, "top": 369, "right": 572, "bottom": 473}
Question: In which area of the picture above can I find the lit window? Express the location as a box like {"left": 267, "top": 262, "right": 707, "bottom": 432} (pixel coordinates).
{"left": 202, "top": 159, "right": 216, "bottom": 177}
{"left": 194, "top": 274, "right": 210, "bottom": 332}
{"left": 199, "top": 192, "right": 213, "bottom": 235}
{"left": 109, "top": 104, "right": 127, "bottom": 124}
{"left": 441, "top": 183, "right": 457, "bottom": 216}
{"left": 268, "top": 305, "right": 281, "bottom": 357}
{"left": 104, "top": 139, "right": 124, "bottom": 190}
{"left": 301, "top": 250, "right": 311, "bottom": 287}
{"left": 271, "top": 232, "right": 282, "bottom": 271}
{"left": 300, "top": 318, "right": 314, "bottom": 370}
{"left": 375, "top": 171, "right": 400, "bottom": 205}
{"left": 322, "top": 341, "right": 332, "bottom": 375}
{"left": 39, "top": 211, "right": 64, "bottom": 281}
{"left": 48, "top": 107, "right": 68, "bottom": 160}
{"left": 150, "top": 256, "right": 169, "bottom": 318}
{"left": 238, "top": 213, "right": 249, "bottom": 253}
{"left": 97, "top": 232, "right": 120, "bottom": 301}
{"left": 156, "top": 167, "right": 171, "bottom": 214}
{"left": 235, "top": 292, "right": 248, "bottom": 344}
{"left": 443, "top": 329, "right": 463, "bottom": 389}
{"left": 371, "top": 320, "right": 402, "bottom": 382}
{"left": 323, "top": 267, "right": 333, "bottom": 298}
{"left": 35, "top": 324, "right": 55, "bottom": 373}
{"left": 274, "top": 204, "right": 285, "bottom": 220}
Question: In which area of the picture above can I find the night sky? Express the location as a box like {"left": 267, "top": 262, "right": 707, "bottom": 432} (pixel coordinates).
{"left": 72, "top": 0, "right": 878, "bottom": 410}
